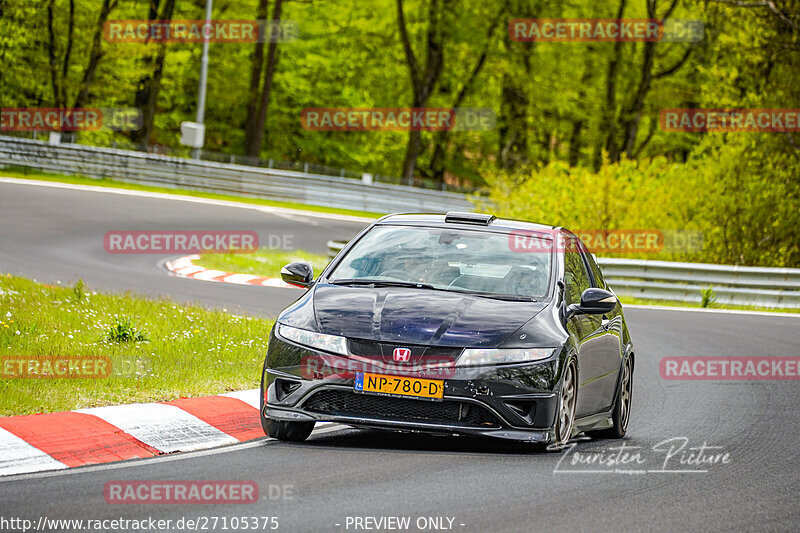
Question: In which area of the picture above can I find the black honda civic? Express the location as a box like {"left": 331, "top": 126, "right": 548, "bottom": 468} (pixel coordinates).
{"left": 260, "top": 212, "right": 634, "bottom": 447}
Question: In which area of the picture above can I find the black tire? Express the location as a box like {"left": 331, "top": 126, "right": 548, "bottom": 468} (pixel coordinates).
{"left": 265, "top": 418, "right": 315, "bottom": 442}
{"left": 259, "top": 358, "right": 315, "bottom": 442}
{"left": 588, "top": 356, "right": 633, "bottom": 440}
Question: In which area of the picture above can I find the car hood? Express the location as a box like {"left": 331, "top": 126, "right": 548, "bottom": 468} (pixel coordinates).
{"left": 312, "top": 284, "right": 546, "bottom": 347}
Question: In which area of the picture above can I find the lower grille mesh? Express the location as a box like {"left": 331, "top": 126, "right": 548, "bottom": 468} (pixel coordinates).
{"left": 303, "top": 389, "right": 499, "bottom": 428}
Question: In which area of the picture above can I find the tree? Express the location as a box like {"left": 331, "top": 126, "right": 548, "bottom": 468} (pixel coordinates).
{"left": 130, "top": 0, "right": 176, "bottom": 148}
{"left": 245, "top": 0, "right": 285, "bottom": 158}
{"left": 396, "top": 0, "right": 450, "bottom": 184}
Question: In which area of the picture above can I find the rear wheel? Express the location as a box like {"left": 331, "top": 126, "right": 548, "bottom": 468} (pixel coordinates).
{"left": 589, "top": 356, "right": 633, "bottom": 439}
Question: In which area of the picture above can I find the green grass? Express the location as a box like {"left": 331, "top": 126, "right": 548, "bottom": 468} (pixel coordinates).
{"left": 0, "top": 274, "right": 274, "bottom": 416}
{"left": 0, "top": 166, "right": 384, "bottom": 219}
{"left": 618, "top": 295, "right": 800, "bottom": 314}
{"left": 195, "top": 249, "right": 331, "bottom": 279}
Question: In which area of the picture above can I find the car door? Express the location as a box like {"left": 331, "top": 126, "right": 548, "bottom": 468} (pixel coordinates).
{"left": 563, "top": 245, "right": 607, "bottom": 418}
{"left": 581, "top": 246, "right": 623, "bottom": 413}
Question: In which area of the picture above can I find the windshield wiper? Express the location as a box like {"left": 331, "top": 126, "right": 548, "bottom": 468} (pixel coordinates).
{"left": 330, "top": 279, "right": 537, "bottom": 301}
{"left": 330, "top": 279, "right": 435, "bottom": 289}
{"left": 444, "top": 288, "right": 537, "bottom": 302}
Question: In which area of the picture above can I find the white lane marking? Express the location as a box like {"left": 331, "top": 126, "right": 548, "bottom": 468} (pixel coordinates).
{"left": 0, "top": 177, "right": 375, "bottom": 223}
{"left": 221, "top": 389, "right": 260, "bottom": 410}
{"left": 0, "top": 423, "right": 350, "bottom": 482}
{"left": 222, "top": 273, "right": 260, "bottom": 284}
{"left": 191, "top": 269, "right": 229, "bottom": 281}
{"left": 625, "top": 304, "right": 800, "bottom": 318}
{"left": 75, "top": 403, "right": 237, "bottom": 453}
{"left": 0, "top": 428, "right": 68, "bottom": 477}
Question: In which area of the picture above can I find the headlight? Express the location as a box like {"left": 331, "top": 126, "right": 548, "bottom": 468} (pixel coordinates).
{"left": 456, "top": 347, "right": 555, "bottom": 367}
{"left": 277, "top": 324, "right": 348, "bottom": 355}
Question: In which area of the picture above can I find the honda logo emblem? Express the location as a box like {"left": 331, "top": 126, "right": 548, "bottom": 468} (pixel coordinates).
{"left": 392, "top": 347, "right": 411, "bottom": 362}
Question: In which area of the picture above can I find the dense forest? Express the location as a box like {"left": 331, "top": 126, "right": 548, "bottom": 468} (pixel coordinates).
{"left": 1, "top": 0, "right": 798, "bottom": 266}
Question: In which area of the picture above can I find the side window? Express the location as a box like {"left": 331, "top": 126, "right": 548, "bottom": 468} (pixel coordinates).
{"left": 582, "top": 246, "right": 606, "bottom": 289}
{"left": 564, "top": 249, "right": 591, "bottom": 306}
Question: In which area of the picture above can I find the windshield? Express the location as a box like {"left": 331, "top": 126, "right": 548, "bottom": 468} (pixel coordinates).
{"left": 327, "top": 225, "right": 551, "bottom": 300}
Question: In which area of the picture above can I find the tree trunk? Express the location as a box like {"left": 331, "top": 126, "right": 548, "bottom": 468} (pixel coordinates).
{"left": 73, "top": 0, "right": 118, "bottom": 109}
{"left": 244, "top": 0, "right": 270, "bottom": 150}
{"left": 429, "top": 4, "right": 502, "bottom": 184}
{"left": 397, "top": 0, "right": 448, "bottom": 185}
{"left": 246, "top": 0, "right": 283, "bottom": 158}
{"left": 498, "top": 76, "right": 529, "bottom": 170}
{"left": 131, "top": 0, "right": 175, "bottom": 147}
{"left": 46, "top": 0, "right": 63, "bottom": 108}
{"left": 593, "top": 0, "right": 627, "bottom": 169}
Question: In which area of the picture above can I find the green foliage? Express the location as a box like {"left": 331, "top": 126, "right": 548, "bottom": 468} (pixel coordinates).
{"left": 477, "top": 143, "right": 800, "bottom": 266}
{"left": 700, "top": 287, "right": 716, "bottom": 308}
{"left": 105, "top": 316, "right": 149, "bottom": 343}
{"left": 1, "top": 0, "right": 797, "bottom": 264}
{"left": 71, "top": 279, "right": 86, "bottom": 301}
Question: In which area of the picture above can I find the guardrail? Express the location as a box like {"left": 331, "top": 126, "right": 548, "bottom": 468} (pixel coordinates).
{"left": 599, "top": 258, "right": 800, "bottom": 309}
{"left": 326, "top": 241, "right": 800, "bottom": 309}
{"left": 0, "top": 136, "right": 473, "bottom": 214}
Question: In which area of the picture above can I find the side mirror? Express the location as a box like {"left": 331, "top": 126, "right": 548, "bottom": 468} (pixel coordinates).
{"left": 567, "top": 288, "right": 617, "bottom": 318}
{"left": 281, "top": 262, "right": 313, "bottom": 288}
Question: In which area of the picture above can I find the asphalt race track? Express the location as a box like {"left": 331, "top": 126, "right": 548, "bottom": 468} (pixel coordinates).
{"left": 0, "top": 180, "right": 365, "bottom": 315}
{"left": 1, "top": 180, "right": 798, "bottom": 532}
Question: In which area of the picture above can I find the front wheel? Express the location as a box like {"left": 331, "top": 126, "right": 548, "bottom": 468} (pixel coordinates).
{"left": 259, "top": 359, "right": 315, "bottom": 442}
{"left": 555, "top": 359, "right": 578, "bottom": 445}
{"left": 533, "top": 359, "right": 578, "bottom": 452}
{"left": 264, "top": 418, "right": 315, "bottom": 442}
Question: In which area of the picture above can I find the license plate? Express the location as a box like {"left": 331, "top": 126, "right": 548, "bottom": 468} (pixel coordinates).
{"left": 354, "top": 372, "right": 444, "bottom": 400}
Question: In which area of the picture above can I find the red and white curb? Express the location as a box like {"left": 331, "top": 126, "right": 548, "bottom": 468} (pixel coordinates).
{"left": 165, "top": 255, "right": 300, "bottom": 289}
{"left": 0, "top": 390, "right": 266, "bottom": 477}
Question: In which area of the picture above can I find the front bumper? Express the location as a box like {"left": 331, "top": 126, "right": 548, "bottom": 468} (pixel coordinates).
{"left": 263, "top": 336, "right": 564, "bottom": 443}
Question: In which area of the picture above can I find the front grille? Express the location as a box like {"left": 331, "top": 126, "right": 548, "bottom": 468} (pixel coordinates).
{"left": 347, "top": 339, "right": 462, "bottom": 363}
{"left": 303, "top": 389, "right": 500, "bottom": 428}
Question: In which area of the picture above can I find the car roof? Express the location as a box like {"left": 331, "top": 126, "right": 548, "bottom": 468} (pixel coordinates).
{"left": 373, "top": 213, "right": 559, "bottom": 234}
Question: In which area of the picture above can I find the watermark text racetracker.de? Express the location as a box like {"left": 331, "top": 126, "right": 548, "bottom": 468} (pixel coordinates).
{"left": 104, "top": 19, "right": 298, "bottom": 43}
{"left": 509, "top": 18, "right": 703, "bottom": 42}
{"left": 2, "top": 356, "right": 111, "bottom": 379}
{"left": 103, "top": 230, "right": 263, "bottom": 254}
{"left": 660, "top": 108, "right": 800, "bottom": 132}
{"left": 554, "top": 437, "right": 731, "bottom": 474}
{"left": 1, "top": 107, "right": 142, "bottom": 132}
{"left": 300, "top": 107, "right": 495, "bottom": 131}
{"left": 103, "top": 480, "right": 294, "bottom": 504}
{"left": 661, "top": 356, "right": 800, "bottom": 380}
{"left": 1, "top": 355, "right": 153, "bottom": 379}
{"left": 301, "top": 354, "right": 457, "bottom": 380}
{"left": 508, "top": 228, "right": 703, "bottom": 254}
